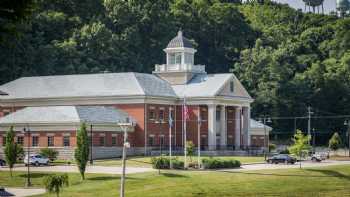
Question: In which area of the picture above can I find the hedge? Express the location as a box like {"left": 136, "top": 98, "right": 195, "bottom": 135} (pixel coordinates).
{"left": 151, "top": 157, "right": 184, "bottom": 169}
{"left": 201, "top": 158, "right": 241, "bottom": 169}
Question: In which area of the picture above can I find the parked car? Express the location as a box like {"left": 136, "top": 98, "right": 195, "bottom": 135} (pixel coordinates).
{"left": 0, "top": 159, "right": 6, "bottom": 166}
{"left": 24, "top": 154, "right": 49, "bottom": 166}
{"left": 267, "top": 154, "right": 297, "bottom": 164}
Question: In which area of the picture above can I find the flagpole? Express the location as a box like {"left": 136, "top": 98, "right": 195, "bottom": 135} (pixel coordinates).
{"left": 169, "top": 107, "right": 172, "bottom": 169}
{"left": 197, "top": 106, "right": 201, "bottom": 168}
{"left": 184, "top": 96, "right": 187, "bottom": 169}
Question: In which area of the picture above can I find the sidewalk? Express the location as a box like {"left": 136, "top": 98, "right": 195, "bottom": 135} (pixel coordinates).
{"left": 0, "top": 164, "right": 155, "bottom": 175}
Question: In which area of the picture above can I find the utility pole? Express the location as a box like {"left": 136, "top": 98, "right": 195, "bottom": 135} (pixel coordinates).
{"left": 307, "top": 106, "right": 313, "bottom": 145}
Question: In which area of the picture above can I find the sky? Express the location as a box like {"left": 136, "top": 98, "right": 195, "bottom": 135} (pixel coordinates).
{"left": 274, "top": 0, "right": 338, "bottom": 13}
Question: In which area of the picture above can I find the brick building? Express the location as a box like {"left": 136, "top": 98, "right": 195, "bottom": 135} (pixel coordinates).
{"left": 0, "top": 31, "right": 269, "bottom": 159}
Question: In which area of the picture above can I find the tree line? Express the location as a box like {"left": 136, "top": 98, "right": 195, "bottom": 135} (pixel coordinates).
{"left": 0, "top": 0, "right": 349, "bottom": 143}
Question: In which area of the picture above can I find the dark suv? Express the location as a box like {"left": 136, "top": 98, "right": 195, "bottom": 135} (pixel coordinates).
{"left": 267, "top": 154, "right": 296, "bottom": 164}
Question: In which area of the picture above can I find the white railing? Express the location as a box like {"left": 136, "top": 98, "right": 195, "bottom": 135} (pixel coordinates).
{"left": 154, "top": 64, "right": 206, "bottom": 73}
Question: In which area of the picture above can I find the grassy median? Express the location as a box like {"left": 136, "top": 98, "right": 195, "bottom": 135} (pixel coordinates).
{"left": 1, "top": 165, "right": 350, "bottom": 196}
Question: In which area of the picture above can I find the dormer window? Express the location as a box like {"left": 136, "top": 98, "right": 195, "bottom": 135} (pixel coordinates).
{"left": 168, "top": 53, "right": 182, "bottom": 65}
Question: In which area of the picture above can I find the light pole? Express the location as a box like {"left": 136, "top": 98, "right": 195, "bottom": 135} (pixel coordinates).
{"left": 344, "top": 120, "right": 350, "bottom": 157}
{"left": 22, "top": 126, "right": 31, "bottom": 187}
{"left": 312, "top": 128, "right": 316, "bottom": 154}
{"left": 119, "top": 118, "right": 133, "bottom": 197}
{"left": 90, "top": 124, "right": 93, "bottom": 165}
{"left": 259, "top": 116, "right": 271, "bottom": 161}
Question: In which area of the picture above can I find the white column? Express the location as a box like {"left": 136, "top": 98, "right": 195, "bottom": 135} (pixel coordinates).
{"left": 234, "top": 107, "right": 241, "bottom": 150}
{"left": 220, "top": 105, "right": 227, "bottom": 147}
{"left": 208, "top": 104, "right": 217, "bottom": 150}
{"left": 242, "top": 107, "right": 250, "bottom": 147}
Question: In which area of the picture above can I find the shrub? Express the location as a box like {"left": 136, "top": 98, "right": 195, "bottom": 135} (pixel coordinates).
{"left": 269, "top": 143, "right": 276, "bottom": 152}
{"left": 43, "top": 174, "right": 69, "bottom": 197}
{"left": 201, "top": 158, "right": 241, "bottom": 169}
{"left": 151, "top": 157, "right": 184, "bottom": 169}
{"left": 40, "top": 148, "right": 59, "bottom": 161}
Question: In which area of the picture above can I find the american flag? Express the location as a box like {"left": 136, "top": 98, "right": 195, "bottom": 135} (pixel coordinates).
{"left": 168, "top": 110, "right": 173, "bottom": 128}
{"left": 183, "top": 103, "right": 189, "bottom": 121}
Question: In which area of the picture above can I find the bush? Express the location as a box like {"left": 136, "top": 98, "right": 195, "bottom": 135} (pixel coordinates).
{"left": 269, "top": 143, "right": 276, "bottom": 152}
{"left": 40, "top": 148, "right": 59, "bottom": 161}
{"left": 201, "top": 158, "right": 241, "bottom": 169}
{"left": 151, "top": 157, "right": 184, "bottom": 169}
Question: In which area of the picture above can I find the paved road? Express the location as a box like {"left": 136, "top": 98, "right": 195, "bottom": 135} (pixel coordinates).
{"left": 1, "top": 160, "right": 349, "bottom": 175}
{"left": 0, "top": 165, "right": 155, "bottom": 175}
{"left": 3, "top": 188, "right": 45, "bottom": 197}
{"left": 219, "top": 160, "right": 350, "bottom": 172}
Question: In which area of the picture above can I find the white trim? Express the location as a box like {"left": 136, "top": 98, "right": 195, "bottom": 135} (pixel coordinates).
{"left": 46, "top": 133, "right": 55, "bottom": 136}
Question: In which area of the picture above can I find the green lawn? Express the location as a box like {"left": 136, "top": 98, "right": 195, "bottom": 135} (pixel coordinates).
{"left": 1, "top": 165, "right": 350, "bottom": 196}
{"left": 91, "top": 156, "right": 264, "bottom": 167}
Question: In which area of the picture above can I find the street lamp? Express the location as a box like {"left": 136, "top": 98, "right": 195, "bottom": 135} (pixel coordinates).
{"left": 259, "top": 116, "right": 271, "bottom": 161}
{"left": 90, "top": 124, "right": 93, "bottom": 165}
{"left": 344, "top": 120, "right": 350, "bottom": 157}
{"left": 22, "top": 126, "right": 31, "bottom": 187}
{"left": 155, "top": 119, "right": 165, "bottom": 156}
{"left": 312, "top": 128, "right": 316, "bottom": 154}
{"left": 119, "top": 117, "right": 134, "bottom": 197}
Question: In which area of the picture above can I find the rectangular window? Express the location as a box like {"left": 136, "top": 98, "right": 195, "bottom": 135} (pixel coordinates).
{"left": 216, "top": 110, "right": 221, "bottom": 121}
{"left": 148, "top": 136, "right": 154, "bottom": 146}
{"left": 17, "top": 136, "right": 24, "bottom": 145}
{"left": 159, "top": 109, "right": 164, "bottom": 121}
{"left": 168, "top": 53, "right": 182, "bottom": 64}
{"left": 112, "top": 136, "right": 117, "bottom": 146}
{"left": 32, "top": 136, "right": 39, "bottom": 147}
{"left": 63, "top": 136, "right": 70, "bottom": 147}
{"left": 230, "top": 81, "right": 234, "bottom": 92}
{"left": 159, "top": 136, "right": 165, "bottom": 146}
{"left": 48, "top": 136, "right": 54, "bottom": 147}
{"left": 99, "top": 136, "right": 105, "bottom": 146}
{"left": 184, "top": 53, "right": 193, "bottom": 64}
{"left": 149, "top": 109, "right": 156, "bottom": 120}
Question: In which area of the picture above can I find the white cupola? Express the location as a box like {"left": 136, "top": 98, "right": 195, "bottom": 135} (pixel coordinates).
{"left": 153, "top": 30, "right": 206, "bottom": 85}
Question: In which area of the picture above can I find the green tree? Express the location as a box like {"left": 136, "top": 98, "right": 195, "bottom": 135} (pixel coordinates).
{"left": 43, "top": 174, "right": 69, "bottom": 197}
{"left": 186, "top": 141, "right": 195, "bottom": 162}
{"left": 4, "top": 126, "right": 20, "bottom": 177}
{"left": 328, "top": 132, "right": 342, "bottom": 153}
{"left": 74, "top": 123, "right": 89, "bottom": 180}
{"left": 40, "top": 148, "right": 59, "bottom": 161}
{"left": 288, "top": 130, "right": 311, "bottom": 169}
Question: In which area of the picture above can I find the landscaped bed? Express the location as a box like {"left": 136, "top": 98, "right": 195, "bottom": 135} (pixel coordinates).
{"left": 1, "top": 165, "right": 350, "bottom": 196}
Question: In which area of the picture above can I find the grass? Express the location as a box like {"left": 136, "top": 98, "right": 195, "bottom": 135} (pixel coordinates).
{"left": 1, "top": 165, "right": 350, "bottom": 196}
{"left": 90, "top": 156, "right": 264, "bottom": 167}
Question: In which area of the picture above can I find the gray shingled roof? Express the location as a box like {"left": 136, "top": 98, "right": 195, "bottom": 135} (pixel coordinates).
{"left": 0, "top": 72, "right": 176, "bottom": 99}
{"left": 166, "top": 31, "right": 194, "bottom": 48}
{"left": 0, "top": 106, "right": 133, "bottom": 124}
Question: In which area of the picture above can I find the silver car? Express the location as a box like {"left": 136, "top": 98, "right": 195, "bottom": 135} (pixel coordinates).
{"left": 24, "top": 154, "right": 49, "bottom": 166}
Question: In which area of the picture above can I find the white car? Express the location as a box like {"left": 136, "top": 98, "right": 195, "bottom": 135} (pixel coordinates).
{"left": 24, "top": 154, "right": 49, "bottom": 166}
